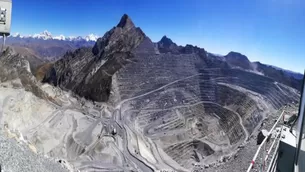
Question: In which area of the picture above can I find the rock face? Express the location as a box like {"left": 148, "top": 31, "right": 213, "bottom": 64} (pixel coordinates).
{"left": 0, "top": 47, "right": 48, "bottom": 100}
{"left": 225, "top": 51, "right": 253, "bottom": 70}
{"left": 39, "top": 14, "right": 302, "bottom": 171}
{"left": 257, "top": 129, "right": 269, "bottom": 145}
{"left": 156, "top": 36, "right": 207, "bottom": 55}
{"left": 157, "top": 35, "right": 180, "bottom": 54}
{"left": 43, "top": 14, "right": 147, "bottom": 101}
{"left": 253, "top": 61, "right": 302, "bottom": 90}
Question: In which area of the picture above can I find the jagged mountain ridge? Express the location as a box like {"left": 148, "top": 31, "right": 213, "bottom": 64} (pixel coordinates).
{"left": 41, "top": 14, "right": 302, "bottom": 103}
{"left": 222, "top": 51, "right": 303, "bottom": 90}
{"left": 43, "top": 14, "right": 148, "bottom": 102}
{"left": 267, "top": 64, "right": 304, "bottom": 80}
{"left": 156, "top": 36, "right": 303, "bottom": 86}
{"left": 156, "top": 35, "right": 207, "bottom": 55}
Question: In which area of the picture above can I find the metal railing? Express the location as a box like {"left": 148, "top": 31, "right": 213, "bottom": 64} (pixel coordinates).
{"left": 246, "top": 110, "right": 285, "bottom": 172}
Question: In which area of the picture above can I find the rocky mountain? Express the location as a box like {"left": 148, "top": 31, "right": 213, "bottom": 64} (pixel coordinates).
{"left": 156, "top": 35, "right": 207, "bottom": 55}
{"left": 224, "top": 51, "right": 253, "bottom": 70}
{"left": 252, "top": 62, "right": 303, "bottom": 90}
{"left": 42, "top": 14, "right": 147, "bottom": 102}
{"left": 224, "top": 53, "right": 302, "bottom": 90}
{"left": 213, "top": 52, "right": 303, "bottom": 90}
{"left": 0, "top": 47, "right": 54, "bottom": 101}
{"left": 157, "top": 35, "right": 180, "bottom": 54}
{"left": 35, "top": 14, "right": 302, "bottom": 171}
{"left": 268, "top": 65, "right": 304, "bottom": 80}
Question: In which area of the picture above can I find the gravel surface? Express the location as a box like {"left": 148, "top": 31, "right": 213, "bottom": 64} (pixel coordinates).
{"left": 0, "top": 133, "right": 68, "bottom": 172}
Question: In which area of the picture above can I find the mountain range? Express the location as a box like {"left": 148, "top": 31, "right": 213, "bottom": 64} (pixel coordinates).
{"left": 5, "top": 31, "right": 97, "bottom": 74}
{"left": 7, "top": 30, "right": 304, "bottom": 84}
{"left": 10, "top": 31, "right": 99, "bottom": 42}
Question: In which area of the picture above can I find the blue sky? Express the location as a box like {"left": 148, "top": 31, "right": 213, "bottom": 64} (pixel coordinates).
{"left": 11, "top": 0, "right": 305, "bottom": 73}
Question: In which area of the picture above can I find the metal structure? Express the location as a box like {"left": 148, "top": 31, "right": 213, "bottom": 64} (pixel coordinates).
{"left": 247, "top": 71, "right": 305, "bottom": 172}
{"left": 246, "top": 111, "right": 285, "bottom": 172}
{"left": 0, "top": 0, "right": 12, "bottom": 51}
{"left": 294, "top": 70, "right": 305, "bottom": 172}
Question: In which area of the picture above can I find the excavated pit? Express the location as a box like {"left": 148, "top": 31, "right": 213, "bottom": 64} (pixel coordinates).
{"left": 0, "top": 14, "right": 301, "bottom": 172}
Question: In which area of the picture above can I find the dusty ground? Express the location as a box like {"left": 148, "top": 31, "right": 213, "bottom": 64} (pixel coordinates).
{"left": 0, "top": 132, "right": 68, "bottom": 172}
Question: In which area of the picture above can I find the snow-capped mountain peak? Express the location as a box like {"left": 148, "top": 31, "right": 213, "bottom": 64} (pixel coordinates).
{"left": 85, "top": 34, "right": 99, "bottom": 42}
{"left": 76, "top": 36, "right": 84, "bottom": 41}
{"left": 10, "top": 31, "right": 99, "bottom": 42}
{"left": 13, "top": 32, "right": 23, "bottom": 38}
{"left": 33, "top": 30, "right": 53, "bottom": 40}
{"left": 42, "top": 30, "right": 52, "bottom": 36}
{"left": 54, "top": 34, "right": 66, "bottom": 41}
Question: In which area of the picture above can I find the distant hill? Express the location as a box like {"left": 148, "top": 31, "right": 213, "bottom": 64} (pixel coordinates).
{"left": 267, "top": 65, "right": 304, "bottom": 80}
{"left": 211, "top": 52, "right": 303, "bottom": 90}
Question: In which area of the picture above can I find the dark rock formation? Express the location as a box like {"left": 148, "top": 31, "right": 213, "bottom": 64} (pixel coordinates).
{"left": 224, "top": 51, "right": 253, "bottom": 70}
{"left": 92, "top": 14, "right": 146, "bottom": 59}
{"left": 212, "top": 52, "right": 302, "bottom": 91}
{"left": 253, "top": 61, "right": 302, "bottom": 90}
{"left": 257, "top": 129, "right": 269, "bottom": 145}
{"left": 157, "top": 36, "right": 206, "bottom": 56}
{"left": 43, "top": 14, "right": 146, "bottom": 101}
{"left": 179, "top": 44, "right": 205, "bottom": 55}
{"left": 157, "top": 35, "right": 180, "bottom": 54}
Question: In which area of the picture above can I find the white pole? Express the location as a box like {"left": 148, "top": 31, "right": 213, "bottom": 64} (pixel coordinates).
{"left": 246, "top": 110, "right": 285, "bottom": 172}
{"left": 1, "top": 34, "right": 5, "bottom": 52}
{"left": 264, "top": 131, "right": 281, "bottom": 162}
{"left": 266, "top": 139, "right": 281, "bottom": 172}
{"left": 4, "top": 34, "right": 6, "bottom": 48}
{"left": 262, "top": 144, "right": 267, "bottom": 172}
{"left": 1, "top": 35, "right": 3, "bottom": 51}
